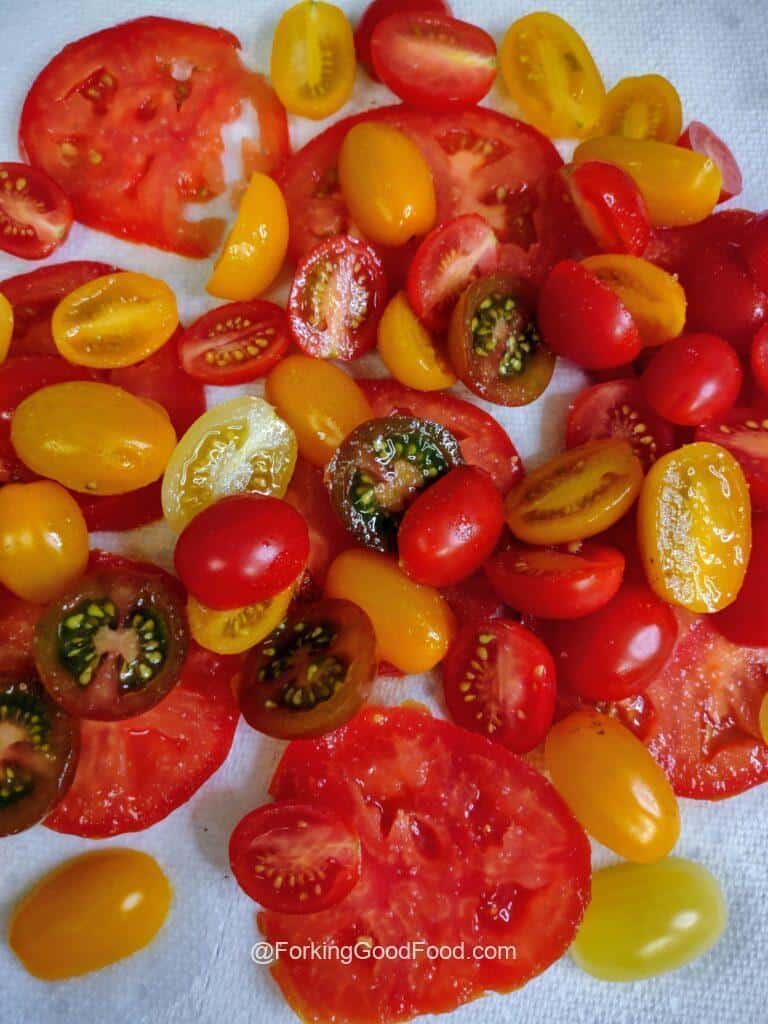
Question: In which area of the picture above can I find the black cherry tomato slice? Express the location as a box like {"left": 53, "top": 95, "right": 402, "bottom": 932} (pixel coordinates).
{"left": 178, "top": 300, "right": 290, "bottom": 384}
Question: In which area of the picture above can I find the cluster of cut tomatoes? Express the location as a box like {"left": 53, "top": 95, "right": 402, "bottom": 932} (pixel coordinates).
{"left": 1, "top": 1, "right": 767, "bottom": 1019}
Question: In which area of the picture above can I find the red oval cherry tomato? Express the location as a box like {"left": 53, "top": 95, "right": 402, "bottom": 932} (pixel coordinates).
{"left": 743, "top": 211, "right": 768, "bottom": 295}
{"left": 178, "top": 301, "right": 290, "bottom": 384}
{"left": 751, "top": 324, "right": 768, "bottom": 396}
{"left": 355, "top": 0, "right": 451, "bottom": 78}
{"left": 695, "top": 409, "right": 768, "bottom": 507}
{"left": 398, "top": 466, "right": 504, "bottom": 587}
{"left": 174, "top": 494, "right": 310, "bottom": 610}
{"left": 641, "top": 333, "right": 742, "bottom": 426}
{"left": 0, "top": 162, "right": 72, "bottom": 260}
{"left": 713, "top": 510, "right": 768, "bottom": 647}
{"left": 563, "top": 161, "right": 651, "bottom": 257}
{"left": 678, "top": 122, "right": 742, "bottom": 203}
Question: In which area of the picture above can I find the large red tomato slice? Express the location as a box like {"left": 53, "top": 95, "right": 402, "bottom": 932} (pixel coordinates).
{"left": 260, "top": 705, "right": 590, "bottom": 1024}
{"left": 20, "top": 17, "right": 289, "bottom": 257}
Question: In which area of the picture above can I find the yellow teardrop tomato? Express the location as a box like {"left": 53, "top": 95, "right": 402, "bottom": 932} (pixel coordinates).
{"left": 207, "top": 173, "right": 289, "bottom": 301}
{"left": 338, "top": 123, "right": 437, "bottom": 247}
{"left": 187, "top": 586, "right": 293, "bottom": 655}
{"left": 599, "top": 74, "right": 683, "bottom": 143}
{"left": 9, "top": 850, "right": 172, "bottom": 981}
{"left": 580, "top": 254, "right": 686, "bottom": 346}
{"left": 545, "top": 710, "right": 680, "bottom": 862}
{"left": 271, "top": 0, "right": 355, "bottom": 120}
{"left": 574, "top": 136, "right": 722, "bottom": 227}
{"left": 325, "top": 549, "right": 455, "bottom": 673}
{"left": 265, "top": 354, "right": 372, "bottom": 468}
{"left": 0, "top": 292, "right": 12, "bottom": 363}
{"left": 760, "top": 693, "right": 768, "bottom": 744}
{"left": 377, "top": 291, "right": 457, "bottom": 391}
{"left": 0, "top": 481, "right": 88, "bottom": 603}
{"left": 162, "top": 396, "right": 297, "bottom": 532}
{"left": 11, "top": 382, "right": 176, "bottom": 496}
{"left": 571, "top": 857, "right": 727, "bottom": 981}
{"left": 499, "top": 12, "right": 605, "bottom": 138}
{"left": 51, "top": 272, "right": 178, "bottom": 369}
{"left": 505, "top": 439, "right": 644, "bottom": 545}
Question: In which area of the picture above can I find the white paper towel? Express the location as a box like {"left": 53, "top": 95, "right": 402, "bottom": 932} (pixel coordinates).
{"left": 1, "top": 2, "right": 767, "bottom": 1023}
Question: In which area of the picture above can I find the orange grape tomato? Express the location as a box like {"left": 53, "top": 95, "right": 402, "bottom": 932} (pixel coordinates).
{"left": 11, "top": 381, "right": 176, "bottom": 495}
{"left": 9, "top": 849, "right": 172, "bottom": 981}
{"left": 51, "top": 272, "right": 178, "bottom": 369}
{"left": 324, "top": 549, "right": 456, "bottom": 674}
{"left": 505, "top": 439, "right": 644, "bottom": 545}
{"left": 638, "top": 442, "right": 751, "bottom": 613}
{"left": 187, "top": 586, "right": 293, "bottom": 655}
{"left": 377, "top": 291, "right": 456, "bottom": 391}
{"left": 760, "top": 693, "right": 768, "bottom": 744}
{"left": 0, "top": 292, "right": 12, "bottom": 363}
{"left": 599, "top": 74, "right": 683, "bottom": 143}
{"left": 499, "top": 12, "right": 605, "bottom": 138}
{"left": 265, "top": 355, "right": 373, "bottom": 467}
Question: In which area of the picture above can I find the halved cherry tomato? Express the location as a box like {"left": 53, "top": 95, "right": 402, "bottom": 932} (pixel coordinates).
{"left": 581, "top": 254, "right": 686, "bottom": 346}
{"left": 377, "top": 291, "right": 456, "bottom": 391}
{"left": 178, "top": 301, "right": 290, "bottom": 385}
{"left": 485, "top": 539, "right": 625, "bottom": 619}
{"left": 448, "top": 272, "right": 556, "bottom": 406}
{"left": 751, "top": 324, "right": 768, "bottom": 395}
{"left": 230, "top": 802, "right": 362, "bottom": 912}
{"left": 506, "top": 439, "right": 644, "bottom": 545}
{"left": 562, "top": 161, "right": 651, "bottom": 256}
{"left": 289, "top": 235, "right": 386, "bottom": 361}
{"left": 371, "top": 12, "right": 496, "bottom": 112}
{"left": 0, "top": 163, "right": 72, "bottom": 260}
{"left": 188, "top": 587, "right": 293, "bottom": 656}
{"left": 354, "top": 0, "right": 451, "bottom": 78}
{"left": 695, "top": 409, "right": 768, "bottom": 507}
{"left": 713, "top": 510, "right": 768, "bottom": 647}
{"left": 499, "top": 13, "right": 605, "bottom": 138}
{"left": 0, "top": 294, "right": 11, "bottom": 364}
{"left": 679, "top": 122, "right": 742, "bottom": 203}
{"left": 51, "top": 272, "right": 178, "bottom": 369}
{"left": 284, "top": 458, "right": 351, "bottom": 592}
{"left": 599, "top": 75, "right": 682, "bottom": 143}
{"left": 638, "top": 442, "right": 751, "bottom": 612}
{"left": 641, "top": 333, "right": 742, "bottom": 426}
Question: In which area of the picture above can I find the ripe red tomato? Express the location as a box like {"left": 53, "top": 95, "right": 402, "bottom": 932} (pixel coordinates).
{"left": 678, "top": 122, "right": 742, "bottom": 203}
{"left": 743, "top": 211, "right": 768, "bottom": 295}
{"left": 0, "top": 584, "right": 42, "bottom": 675}
{"left": 178, "top": 301, "right": 290, "bottom": 384}
{"left": 441, "top": 569, "right": 507, "bottom": 625}
{"left": 485, "top": 540, "right": 625, "bottom": 619}
{"left": 695, "top": 409, "right": 768, "bottom": 507}
{"left": 538, "top": 260, "right": 641, "bottom": 369}
{"left": 284, "top": 458, "right": 352, "bottom": 595}
{"left": 641, "top": 333, "right": 742, "bottom": 426}
{"left": 563, "top": 161, "right": 651, "bottom": 256}
{"left": 751, "top": 324, "right": 768, "bottom": 395}
{"left": 354, "top": 0, "right": 451, "bottom": 78}
{"left": 174, "top": 494, "right": 310, "bottom": 610}
{"left": 0, "top": 163, "right": 72, "bottom": 260}
{"left": 398, "top": 467, "right": 504, "bottom": 587}
{"left": 713, "top": 510, "right": 768, "bottom": 646}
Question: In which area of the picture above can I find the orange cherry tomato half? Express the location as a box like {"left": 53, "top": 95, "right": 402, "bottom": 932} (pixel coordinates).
{"left": 599, "top": 74, "right": 683, "bottom": 143}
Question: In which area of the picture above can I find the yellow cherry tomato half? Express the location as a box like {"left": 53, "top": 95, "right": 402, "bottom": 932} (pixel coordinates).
{"left": 187, "top": 586, "right": 293, "bottom": 655}
{"left": 207, "top": 173, "right": 289, "bottom": 302}
{"left": 11, "top": 382, "right": 176, "bottom": 496}
{"left": 0, "top": 481, "right": 88, "bottom": 603}
{"left": 638, "top": 442, "right": 751, "bottom": 613}
{"left": 760, "top": 693, "right": 768, "bottom": 745}
{"left": 499, "top": 12, "right": 605, "bottom": 139}
{"left": 339, "top": 123, "right": 437, "bottom": 247}
{"left": 571, "top": 857, "right": 727, "bottom": 981}
{"left": 51, "top": 272, "right": 178, "bottom": 369}
{"left": 580, "top": 254, "right": 686, "bottom": 346}
{"left": 325, "top": 549, "right": 456, "bottom": 674}
{"left": 545, "top": 710, "right": 680, "bottom": 862}
{"left": 162, "top": 396, "right": 297, "bottom": 532}
{"left": 271, "top": 0, "right": 355, "bottom": 120}
{"left": 0, "top": 292, "right": 12, "bottom": 363}
{"left": 377, "top": 291, "right": 456, "bottom": 391}
{"left": 599, "top": 74, "right": 683, "bottom": 143}
{"left": 505, "top": 439, "right": 644, "bottom": 545}
{"left": 9, "top": 849, "right": 172, "bottom": 981}
{"left": 574, "top": 136, "right": 722, "bottom": 227}
{"left": 265, "top": 354, "right": 372, "bottom": 468}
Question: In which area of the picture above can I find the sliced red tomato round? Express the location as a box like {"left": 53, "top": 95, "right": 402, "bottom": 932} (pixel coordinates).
{"left": 20, "top": 17, "right": 289, "bottom": 257}
{"left": 0, "top": 163, "right": 73, "bottom": 260}
{"left": 262, "top": 705, "right": 590, "bottom": 1024}
{"left": 371, "top": 13, "right": 496, "bottom": 113}
{"left": 284, "top": 458, "right": 352, "bottom": 595}
{"left": 678, "top": 122, "right": 742, "bottom": 203}
{"left": 713, "top": 509, "right": 768, "bottom": 647}
{"left": 230, "top": 802, "right": 362, "bottom": 913}
{"left": 695, "top": 409, "right": 768, "bottom": 507}
{"left": 178, "top": 301, "right": 290, "bottom": 384}
{"left": 359, "top": 377, "right": 524, "bottom": 492}
{"left": 354, "top": 0, "right": 451, "bottom": 78}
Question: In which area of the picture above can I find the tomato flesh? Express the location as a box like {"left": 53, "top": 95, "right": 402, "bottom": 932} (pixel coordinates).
{"left": 695, "top": 409, "right": 768, "bottom": 508}
{"left": 354, "top": 0, "right": 452, "bottom": 78}
{"left": 178, "top": 301, "right": 290, "bottom": 384}
{"left": 0, "top": 163, "right": 73, "bottom": 260}
{"left": 678, "top": 122, "right": 742, "bottom": 203}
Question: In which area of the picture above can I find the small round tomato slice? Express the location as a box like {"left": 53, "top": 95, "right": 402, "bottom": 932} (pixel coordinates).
{"left": 34, "top": 568, "right": 189, "bottom": 721}
{"left": 678, "top": 122, "right": 742, "bottom": 203}
{"left": 354, "top": 0, "right": 451, "bottom": 78}
{"left": 230, "top": 802, "right": 362, "bottom": 912}
{"left": 695, "top": 410, "right": 768, "bottom": 507}
{"left": 448, "top": 271, "right": 555, "bottom": 406}
{"left": 289, "top": 236, "right": 386, "bottom": 361}
{"left": 325, "top": 415, "right": 463, "bottom": 552}
{"left": 485, "top": 540, "right": 625, "bottom": 619}
{"left": 240, "top": 599, "right": 376, "bottom": 739}
{"left": 0, "top": 163, "right": 72, "bottom": 260}
{"left": 0, "top": 672, "right": 79, "bottom": 836}
{"left": 180, "top": 301, "right": 290, "bottom": 385}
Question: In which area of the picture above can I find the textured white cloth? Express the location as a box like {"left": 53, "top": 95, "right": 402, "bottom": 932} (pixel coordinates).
{"left": 1, "top": 1, "right": 767, "bottom": 1022}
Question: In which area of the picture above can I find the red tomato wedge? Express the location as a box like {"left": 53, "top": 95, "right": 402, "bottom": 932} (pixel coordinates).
{"left": 354, "top": 0, "right": 452, "bottom": 79}
{"left": 358, "top": 378, "right": 524, "bottom": 491}
{"left": 20, "top": 17, "right": 289, "bottom": 257}
{"left": 261, "top": 705, "right": 591, "bottom": 1024}
{"left": 678, "top": 122, "right": 742, "bottom": 203}
{"left": 0, "top": 162, "right": 72, "bottom": 260}
{"left": 178, "top": 301, "right": 290, "bottom": 384}
{"left": 695, "top": 409, "right": 768, "bottom": 507}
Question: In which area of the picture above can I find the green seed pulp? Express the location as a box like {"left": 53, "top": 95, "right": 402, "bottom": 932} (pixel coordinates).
{"left": 0, "top": 684, "right": 51, "bottom": 808}
{"left": 258, "top": 619, "right": 346, "bottom": 711}
{"left": 470, "top": 292, "right": 541, "bottom": 377}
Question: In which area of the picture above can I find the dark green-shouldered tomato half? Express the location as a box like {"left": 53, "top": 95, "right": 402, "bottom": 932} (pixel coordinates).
{"left": 325, "top": 415, "right": 463, "bottom": 551}
{"left": 34, "top": 570, "right": 189, "bottom": 721}
{"left": 448, "top": 272, "right": 556, "bottom": 406}
{"left": 239, "top": 599, "right": 376, "bottom": 739}
{"left": 0, "top": 673, "right": 79, "bottom": 836}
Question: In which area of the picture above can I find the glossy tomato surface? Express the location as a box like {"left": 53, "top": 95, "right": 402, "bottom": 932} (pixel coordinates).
{"left": 563, "top": 161, "right": 651, "bottom": 256}
{"left": 354, "top": 0, "right": 452, "bottom": 78}
{"left": 178, "top": 301, "right": 290, "bottom": 384}
{"left": 695, "top": 410, "right": 768, "bottom": 507}
{"left": 641, "top": 333, "right": 742, "bottom": 426}
{"left": 678, "top": 122, "right": 742, "bottom": 203}
{"left": 0, "top": 163, "right": 72, "bottom": 260}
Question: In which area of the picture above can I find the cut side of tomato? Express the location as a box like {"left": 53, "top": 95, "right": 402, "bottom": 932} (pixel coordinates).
{"left": 178, "top": 301, "right": 290, "bottom": 384}
{"left": 678, "top": 122, "right": 742, "bottom": 203}
{"left": 0, "top": 163, "right": 73, "bottom": 260}
{"left": 695, "top": 410, "right": 768, "bottom": 507}
{"left": 354, "top": 0, "right": 452, "bottom": 79}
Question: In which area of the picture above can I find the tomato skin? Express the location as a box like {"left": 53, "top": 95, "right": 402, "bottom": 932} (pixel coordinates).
{"left": 0, "top": 162, "right": 72, "bottom": 260}
{"left": 398, "top": 467, "right": 504, "bottom": 587}
{"left": 751, "top": 324, "right": 768, "bottom": 395}
{"left": 678, "top": 122, "right": 742, "bottom": 203}
{"left": 285, "top": 458, "right": 352, "bottom": 592}
{"left": 538, "top": 260, "right": 641, "bottom": 369}
{"left": 179, "top": 301, "right": 290, "bottom": 385}
{"left": 713, "top": 510, "right": 768, "bottom": 647}
{"left": 354, "top": 0, "right": 451, "bottom": 78}
{"left": 563, "top": 161, "right": 651, "bottom": 256}
{"left": 599, "top": 74, "right": 682, "bottom": 144}
{"left": 743, "top": 211, "right": 768, "bottom": 294}
{"left": 641, "top": 333, "right": 742, "bottom": 426}
{"left": 377, "top": 291, "right": 456, "bottom": 391}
